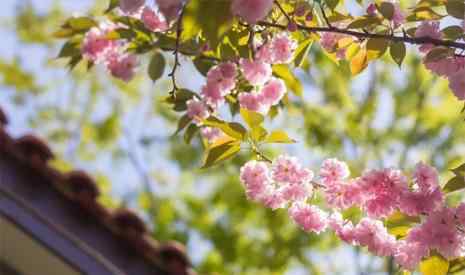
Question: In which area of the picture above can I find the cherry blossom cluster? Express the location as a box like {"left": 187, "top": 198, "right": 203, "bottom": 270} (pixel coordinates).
{"left": 81, "top": 0, "right": 174, "bottom": 82}
{"left": 185, "top": 33, "right": 296, "bottom": 142}
{"left": 237, "top": 34, "right": 296, "bottom": 114}
{"left": 185, "top": 61, "right": 237, "bottom": 143}
{"left": 239, "top": 156, "right": 465, "bottom": 270}
{"left": 415, "top": 20, "right": 465, "bottom": 100}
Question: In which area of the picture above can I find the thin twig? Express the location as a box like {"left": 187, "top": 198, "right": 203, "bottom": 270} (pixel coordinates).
{"left": 274, "top": 0, "right": 293, "bottom": 23}
{"left": 258, "top": 21, "right": 465, "bottom": 50}
{"left": 250, "top": 141, "right": 273, "bottom": 163}
{"left": 254, "top": 147, "right": 273, "bottom": 163}
{"left": 159, "top": 46, "right": 221, "bottom": 62}
{"left": 168, "top": 4, "right": 187, "bottom": 97}
{"left": 319, "top": 3, "right": 333, "bottom": 28}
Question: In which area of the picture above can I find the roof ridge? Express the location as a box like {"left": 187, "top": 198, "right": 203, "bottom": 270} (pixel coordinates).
{"left": 0, "top": 107, "right": 194, "bottom": 275}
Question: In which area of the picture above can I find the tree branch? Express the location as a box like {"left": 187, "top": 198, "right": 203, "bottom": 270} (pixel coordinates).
{"left": 258, "top": 21, "right": 465, "bottom": 50}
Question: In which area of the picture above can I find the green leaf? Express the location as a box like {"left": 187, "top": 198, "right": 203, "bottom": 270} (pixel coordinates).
{"left": 148, "top": 52, "right": 166, "bottom": 82}
{"left": 325, "top": 0, "right": 340, "bottom": 10}
{"left": 424, "top": 47, "right": 454, "bottom": 63}
{"left": 416, "top": 0, "right": 447, "bottom": 8}
{"left": 347, "top": 16, "right": 380, "bottom": 29}
{"left": 68, "top": 17, "right": 97, "bottom": 31}
{"left": 385, "top": 212, "right": 420, "bottom": 237}
{"left": 106, "top": 0, "right": 120, "bottom": 13}
{"left": 442, "top": 25, "right": 465, "bottom": 40}
{"left": 183, "top": 0, "right": 233, "bottom": 49}
{"left": 203, "top": 117, "right": 247, "bottom": 140}
{"left": 366, "top": 38, "right": 389, "bottom": 60}
{"left": 390, "top": 41, "right": 406, "bottom": 67}
{"left": 272, "top": 64, "right": 303, "bottom": 96}
{"left": 193, "top": 57, "right": 216, "bottom": 77}
{"left": 240, "top": 108, "right": 264, "bottom": 129}
{"left": 350, "top": 48, "right": 368, "bottom": 75}
{"left": 202, "top": 139, "right": 241, "bottom": 168}
{"left": 378, "top": 2, "right": 395, "bottom": 20}
{"left": 53, "top": 28, "right": 75, "bottom": 38}
{"left": 250, "top": 126, "right": 268, "bottom": 142}
{"left": 174, "top": 114, "right": 192, "bottom": 135}
{"left": 446, "top": 0, "right": 465, "bottom": 19}
{"left": 443, "top": 176, "right": 465, "bottom": 193}
{"left": 407, "top": 7, "right": 444, "bottom": 21}
{"left": 294, "top": 38, "right": 313, "bottom": 67}
{"left": 165, "top": 89, "right": 197, "bottom": 111}
{"left": 420, "top": 255, "right": 449, "bottom": 275}
{"left": 57, "top": 40, "right": 80, "bottom": 58}
{"left": 95, "top": 112, "right": 120, "bottom": 145}
{"left": 264, "top": 130, "right": 296, "bottom": 144}
{"left": 184, "top": 124, "right": 198, "bottom": 144}
{"left": 451, "top": 163, "right": 465, "bottom": 176}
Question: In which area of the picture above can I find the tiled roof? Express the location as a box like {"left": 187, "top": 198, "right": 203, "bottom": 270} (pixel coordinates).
{"left": 0, "top": 106, "right": 194, "bottom": 275}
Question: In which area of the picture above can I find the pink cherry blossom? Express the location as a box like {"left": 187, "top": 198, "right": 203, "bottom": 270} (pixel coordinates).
{"left": 394, "top": 240, "right": 429, "bottom": 270}
{"left": 201, "top": 83, "right": 225, "bottom": 109}
{"left": 320, "top": 32, "right": 341, "bottom": 52}
{"left": 260, "top": 186, "right": 287, "bottom": 210}
{"left": 141, "top": 6, "right": 168, "bottom": 32}
{"left": 328, "top": 212, "right": 356, "bottom": 243}
{"left": 156, "top": 0, "right": 185, "bottom": 21}
{"left": 449, "top": 69, "right": 465, "bottom": 100}
{"left": 319, "top": 158, "right": 350, "bottom": 185}
{"left": 206, "top": 62, "right": 237, "bottom": 94}
{"left": 366, "top": 3, "right": 377, "bottom": 16}
{"left": 294, "top": 4, "right": 307, "bottom": 17}
{"left": 358, "top": 168, "right": 408, "bottom": 218}
{"left": 256, "top": 42, "right": 274, "bottom": 63}
{"left": 456, "top": 203, "right": 465, "bottom": 227}
{"left": 260, "top": 78, "right": 286, "bottom": 106}
{"left": 391, "top": 2, "right": 405, "bottom": 28}
{"left": 319, "top": 32, "right": 349, "bottom": 60}
{"left": 415, "top": 21, "right": 442, "bottom": 53}
{"left": 271, "top": 155, "right": 314, "bottom": 184}
{"left": 420, "top": 208, "right": 465, "bottom": 259}
{"left": 186, "top": 98, "right": 209, "bottom": 125}
{"left": 239, "top": 58, "right": 272, "bottom": 86}
{"left": 270, "top": 33, "right": 297, "bottom": 64}
{"left": 240, "top": 160, "right": 271, "bottom": 201}
{"left": 200, "top": 127, "right": 223, "bottom": 143}
{"left": 399, "top": 187, "right": 443, "bottom": 216}
{"left": 353, "top": 218, "right": 396, "bottom": 256}
{"left": 238, "top": 92, "right": 270, "bottom": 114}
{"left": 120, "top": 0, "right": 145, "bottom": 14}
{"left": 280, "top": 182, "right": 312, "bottom": 202}
{"left": 106, "top": 53, "right": 138, "bottom": 82}
{"left": 324, "top": 179, "right": 363, "bottom": 210}
{"left": 81, "top": 25, "right": 118, "bottom": 63}
{"left": 398, "top": 162, "right": 443, "bottom": 215}
{"left": 425, "top": 56, "right": 465, "bottom": 77}
{"left": 413, "top": 162, "right": 440, "bottom": 192}
{"left": 230, "top": 0, "right": 274, "bottom": 24}
{"left": 288, "top": 203, "right": 328, "bottom": 234}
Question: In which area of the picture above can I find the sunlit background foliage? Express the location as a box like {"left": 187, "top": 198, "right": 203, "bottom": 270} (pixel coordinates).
{"left": 1, "top": 0, "right": 465, "bottom": 274}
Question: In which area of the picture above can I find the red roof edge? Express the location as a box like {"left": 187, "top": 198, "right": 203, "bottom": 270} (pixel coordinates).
{"left": 0, "top": 106, "right": 195, "bottom": 275}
